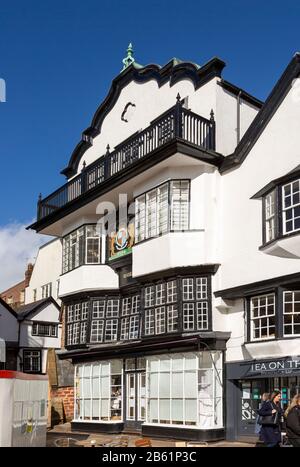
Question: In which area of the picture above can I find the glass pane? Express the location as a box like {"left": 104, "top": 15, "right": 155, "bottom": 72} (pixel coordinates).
{"left": 92, "top": 399, "right": 99, "bottom": 420}
{"left": 159, "top": 400, "right": 170, "bottom": 423}
{"left": 185, "top": 399, "right": 197, "bottom": 423}
{"left": 171, "top": 399, "right": 183, "bottom": 422}
{"left": 100, "top": 400, "right": 109, "bottom": 420}
{"left": 92, "top": 378, "right": 100, "bottom": 398}
{"left": 149, "top": 400, "right": 158, "bottom": 422}
{"left": 184, "top": 372, "right": 197, "bottom": 398}
{"left": 150, "top": 373, "right": 159, "bottom": 397}
{"left": 172, "top": 372, "right": 183, "bottom": 398}
{"left": 159, "top": 373, "right": 171, "bottom": 398}
{"left": 101, "top": 376, "right": 110, "bottom": 398}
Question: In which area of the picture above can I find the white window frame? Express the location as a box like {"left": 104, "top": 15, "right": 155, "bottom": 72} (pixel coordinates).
{"left": 282, "top": 179, "right": 300, "bottom": 235}
{"left": 74, "top": 361, "right": 123, "bottom": 423}
{"left": 135, "top": 180, "right": 190, "bottom": 243}
{"left": 265, "top": 190, "right": 276, "bottom": 242}
{"left": 283, "top": 290, "right": 300, "bottom": 337}
{"left": 250, "top": 293, "right": 276, "bottom": 341}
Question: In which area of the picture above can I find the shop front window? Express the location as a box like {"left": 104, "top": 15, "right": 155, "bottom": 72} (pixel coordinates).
{"left": 74, "top": 360, "right": 123, "bottom": 422}
{"left": 146, "top": 352, "right": 223, "bottom": 428}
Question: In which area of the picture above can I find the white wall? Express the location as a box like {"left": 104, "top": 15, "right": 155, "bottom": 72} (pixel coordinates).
{"left": 133, "top": 163, "right": 221, "bottom": 276}
{"left": 72, "top": 75, "right": 258, "bottom": 177}
{"left": 220, "top": 85, "right": 300, "bottom": 291}
{"left": 216, "top": 86, "right": 259, "bottom": 156}
{"left": 25, "top": 239, "right": 62, "bottom": 305}
{"left": 19, "top": 302, "right": 61, "bottom": 349}
{"left": 18, "top": 302, "right": 61, "bottom": 373}
{"left": 59, "top": 265, "right": 119, "bottom": 297}
{"left": 0, "top": 303, "right": 18, "bottom": 342}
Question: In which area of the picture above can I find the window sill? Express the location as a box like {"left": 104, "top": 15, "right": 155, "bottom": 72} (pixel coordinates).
{"left": 259, "top": 230, "right": 300, "bottom": 259}
{"left": 134, "top": 229, "right": 205, "bottom": 247}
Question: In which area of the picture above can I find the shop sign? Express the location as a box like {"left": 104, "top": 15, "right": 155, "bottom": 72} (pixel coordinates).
{"left": 109, "top": 221, "right": 134, "bottom": 261}
{"left": 248, "top": 356, "right": 300, "bottom": 376}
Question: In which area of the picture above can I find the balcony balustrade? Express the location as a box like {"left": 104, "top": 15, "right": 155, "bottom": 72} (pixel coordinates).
{"left": 37, "top": 97, "right": 216, "bottom": 221}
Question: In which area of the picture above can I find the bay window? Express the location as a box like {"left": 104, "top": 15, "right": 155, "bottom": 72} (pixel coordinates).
{"left": 282, "top": 179, "right": 300, "bottom": 234}
{"left": 258, "top": 175, "right": 300, "bottom": 245}
{"left": 66, "top": 301, "right": 88, "bottom": 345}
{"left": 264, "top": 190, "right": 276, "bottom": 242}
{"left": 63, "top": 224, "right": 101, "bottom": 273}
{"left": 146, "top": 352, "right": 223, "bottom": 428}
{"left": 120, "top": 294, "right": 141, "bottom": 341}
{"left": 135, "top": 180, "right": 190, "bottom": 242}
{"left": 75, "top": 361, "right": 123, "bottom": 422}
{"left": 143, "top": 276, "right": 210, "bottom": 336}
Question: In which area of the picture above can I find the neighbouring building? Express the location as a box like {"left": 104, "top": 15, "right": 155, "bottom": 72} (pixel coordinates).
{"left": 25, "top": 238, "right": 62, "bottom": 306}
{"left": 28, "top": 46, "right": 300, "bottom": 441}
{"left": 0, "top": 296, "right": 61, "bottom": 374}
{"left": 1, "top": 263, "right": 33, "bottom": 309}
{"left": 16, "top": 298, "right": 62, "bottom": 374}
{"left": 0, "top": 297, "right": 19, "bottom": 369}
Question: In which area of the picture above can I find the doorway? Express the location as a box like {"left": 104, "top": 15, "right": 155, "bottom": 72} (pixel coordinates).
{"left": 124, "top": 358, "right": 146, "bottom": 430}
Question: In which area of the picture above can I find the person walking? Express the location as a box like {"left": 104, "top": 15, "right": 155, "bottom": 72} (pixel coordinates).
{"left": 285, "top": 394, "right": 300, "bottom": 447}
{"left": 255, "top": 393, "right": 270, "bottom": 444}
{"left": 258, "top": 390, "right": 283, "bottom": 447}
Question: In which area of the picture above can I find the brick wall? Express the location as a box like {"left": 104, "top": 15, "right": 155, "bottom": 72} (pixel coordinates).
{"left": 50, "top": 386, "right": 74, "bottom": 423}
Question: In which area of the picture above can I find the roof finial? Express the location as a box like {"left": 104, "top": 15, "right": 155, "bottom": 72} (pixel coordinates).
{"left": 122, "top": 43, "right": 135, "bottom": 71}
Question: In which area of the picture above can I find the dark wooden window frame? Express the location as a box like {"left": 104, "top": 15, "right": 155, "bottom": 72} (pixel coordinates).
{"left": 261, "top": 176, "right": 300, "bottom": 248}
{"left": 22, "top": 348, "right": 42, "bottom": 374}
{"left": 246, "top": 285, "right": 300, "bottom": 343}
{"left": 32, "top": 321, "right": 58, "bottom": 338}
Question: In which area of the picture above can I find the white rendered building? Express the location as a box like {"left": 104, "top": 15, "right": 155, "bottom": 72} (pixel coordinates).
{"left": 25, "top": 238, "right": 62, "bottom": 306}
{"left": 28, "top": 48, "right": 300, "bottom": 441}
{"left": 0, "top": 297, "right": 61, "bottom": 374}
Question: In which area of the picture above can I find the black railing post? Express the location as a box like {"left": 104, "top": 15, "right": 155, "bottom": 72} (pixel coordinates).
{"left": 175, "top": 93, "right": 183, "bottom": 138}
{"left": 37, "top": 193, "right": 42, "bottom": 220}
{"left": 209, "top": 109, "right": 216, "bottom": 151}
{"left": 104, "top": 144, "right": 110, "bottom": 179}
{"left": 81, "top": 161, "right": 87, "bottom": 194}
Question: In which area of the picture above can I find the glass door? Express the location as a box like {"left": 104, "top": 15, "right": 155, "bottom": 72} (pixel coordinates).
{"left": 238, "top": 379, "right": 267, "bottom": 437}
{"left": 125, "top": 358, "right": 146, "bottom": 429}
{"left": 126, "top": 373, "right": 136, "bottom": 421}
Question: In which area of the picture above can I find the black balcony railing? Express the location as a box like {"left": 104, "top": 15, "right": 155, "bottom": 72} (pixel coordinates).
{"left": 37, "top": 97, "right": 216, "bottom": 221}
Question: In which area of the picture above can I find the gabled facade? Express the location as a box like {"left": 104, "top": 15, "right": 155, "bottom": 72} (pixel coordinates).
{"left": 25, "top": 239, "right": 62, "bottom": 305}
{"left": 0, "top": 296, "right": 61, "bottom": 374}
{"left": 28, "top": 49, "right": 300, "bottom": 441}
{"left": 16, "top": 298, "right": 62, "bottom": 374}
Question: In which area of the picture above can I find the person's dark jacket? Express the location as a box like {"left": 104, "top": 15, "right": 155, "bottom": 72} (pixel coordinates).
{"left": 286, "top": 406, "right": 300, "bottom": 440}
{"left": 258, "top": 400, "right": 283, "bottom": 445}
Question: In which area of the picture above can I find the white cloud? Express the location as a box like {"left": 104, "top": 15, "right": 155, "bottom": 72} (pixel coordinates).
{"left": 0, "top": 222, "right": 50, "bottom": 291}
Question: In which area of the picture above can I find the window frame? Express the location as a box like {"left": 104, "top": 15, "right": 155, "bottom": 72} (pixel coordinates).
{"left": 32, "top": 321, "right": 58, "bottom": 338}
{"left": 62, "top": 224, "right": 102, "bottom": 274}
{"left": 41, "top": 282, "right": 52, "bottom": 299}
{"left": 135, "top": 179, "right": 191, "bottom": 244}
{"left": 283, "top": 290, "right": 300, "bottom": 337}
{"left": 261, "top": 176, "right": 300, "bottom": 247}
{"left": 249, "top": 293, "right": 276, "bottom": 341}
{"left": 23, "top": 349, "right": 42, "bottom": 374}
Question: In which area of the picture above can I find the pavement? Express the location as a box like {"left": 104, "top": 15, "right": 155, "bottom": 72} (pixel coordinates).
{"left": 47, "top": 423, "right": 256, "bottom": 448}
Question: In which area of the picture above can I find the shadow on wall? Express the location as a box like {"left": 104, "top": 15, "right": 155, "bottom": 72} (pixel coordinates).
{"left": 51, "top": 399, "right": 66, "bottom": 427}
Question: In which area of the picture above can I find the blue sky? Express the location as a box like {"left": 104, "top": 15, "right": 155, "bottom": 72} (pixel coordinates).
{"left": 0, "top": 0, "right": 300, "bottom": 287}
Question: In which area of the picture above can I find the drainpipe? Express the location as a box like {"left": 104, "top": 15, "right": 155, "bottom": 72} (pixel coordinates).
{"left": 237, "top": 90, "right": 242, "bottom": 145}
{"left": 17, "top": 318, "right": 22, "bottom": 371}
